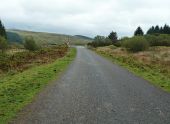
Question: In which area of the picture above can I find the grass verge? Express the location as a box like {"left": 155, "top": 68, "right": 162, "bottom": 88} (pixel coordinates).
{"left": 95, "top": 48, "right": 170, "bottom": 92}
{"left": 0, "top": 48, "right": 76, "bottom": 124}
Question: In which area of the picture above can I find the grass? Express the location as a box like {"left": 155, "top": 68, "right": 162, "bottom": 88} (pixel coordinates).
{"left": 95, "top": 46, "right": 170, "bottom": 92}
{"left": 0, "top": 48, "right": 76, "bottom": 124}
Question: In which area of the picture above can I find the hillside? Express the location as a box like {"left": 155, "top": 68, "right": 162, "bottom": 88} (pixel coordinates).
{"left": 74, "top": 35, "right": 93, "bottom": 40}
{"left": 8, "top": 29, "right": 92, "bottom": 45}
{"left": 7, "top": 32, "right": 23, "bottom": 43}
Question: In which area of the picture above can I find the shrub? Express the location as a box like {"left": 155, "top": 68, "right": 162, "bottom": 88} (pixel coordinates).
{"left": 0, "top": 45, "right": 68, "bottom": 72}
{"left": 0, "top": 36, "right": 8, "bottom": 52}
{"left": 24, "top": 37, "right": 38, "bottom": 51}
{"left": 114, "top": 41, "right": 121, "bottom": 47}
{"left": 0, "top": 52, "right": 10, "bottom": 71}
{"left": 88, "top": 36, "right": 112, "bottom": 47}
{"left": 145, "top": 34, "right": 170, "bottom": 46}
{"left": 122, "top": 36, "right": 149, "bottom": 52}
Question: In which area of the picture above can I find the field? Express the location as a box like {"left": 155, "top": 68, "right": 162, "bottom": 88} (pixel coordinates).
{"left": 0, "top": 47, "right": 76, "bottom": 124}
{"left": 8, "top": 29, "right": 92, "bottom": 45}
{"left": 95, "top": 45, "right": 170, "bottom": 92}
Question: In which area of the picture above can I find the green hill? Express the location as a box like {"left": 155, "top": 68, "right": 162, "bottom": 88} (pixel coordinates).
{"left": 7, "top": 32, "right": 23, "bottom": 43}
{"left": 8, "top": 29, "right": 92, "bottom": 45}
{"left": 74, "top": 35, "right": 93, "bottom": 40}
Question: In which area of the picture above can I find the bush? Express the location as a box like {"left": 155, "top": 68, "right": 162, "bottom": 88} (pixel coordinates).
{"left": 0, "top": 36, "right": 8, "bottom": 52}
{"left": 0, "top": 45, "right": 68, "bottom": 72}
{"left": 145, "top": 34, "right": 170, "bottom": 46}
{"left": 114, "top": 41, "right": 121, "bottom": 47}
{"left": 24, "top": 37, "right": 38, "bottom": 51}
{"left": 122, "top": 36, "right": 149, "bottom": 52}
{"left": 88, "top": 36, "right": 112, "bottom": 47}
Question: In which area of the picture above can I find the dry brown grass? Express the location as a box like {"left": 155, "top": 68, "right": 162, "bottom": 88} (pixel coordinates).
{"left": 134, "top": 46, "right": 170, "bottom": 67}
{"left": 97, "top": 46, "right": 170, "bottom": 66}
{"left": 0, "top": 45, "right": 68, "bottom": 73}
{"left": 6, "top": 49, "right": 27, "bottom": 55}
{"left": 96, "top": 45, "right": 170, "bottom": 73}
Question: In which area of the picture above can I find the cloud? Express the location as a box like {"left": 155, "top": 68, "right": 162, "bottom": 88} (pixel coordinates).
{"left": 0, "top": 0, "right": 170, "bottom": 37}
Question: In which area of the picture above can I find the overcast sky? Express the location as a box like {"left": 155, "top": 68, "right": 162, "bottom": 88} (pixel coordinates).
{"left": 0, "top": 0, "right": 170, "bottom": 38}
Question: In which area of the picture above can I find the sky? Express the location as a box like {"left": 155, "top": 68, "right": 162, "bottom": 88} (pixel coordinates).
{"left": 0, "top": 0, "right": 170, "bottom": 38}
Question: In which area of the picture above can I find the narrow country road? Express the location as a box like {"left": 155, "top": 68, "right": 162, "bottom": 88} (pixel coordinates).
{"left": 12, "top": 46, "right": 170, "bottom": 124}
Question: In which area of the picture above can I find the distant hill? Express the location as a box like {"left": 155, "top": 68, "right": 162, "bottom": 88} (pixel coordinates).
{"left": 74, "top": 35, "right": 93, "bottom": 40}
{"left": 8, "top": 29, "right": 92, "bottom": 46}
{"left": 7, "top": 32, "right": 23, "bottom": 43}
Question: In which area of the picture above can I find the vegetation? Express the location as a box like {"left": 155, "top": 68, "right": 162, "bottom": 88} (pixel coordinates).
{"left": 0, "top": 45, "right": 68, "bottom": 73}
{"left": 0, "top": 36, "right": 8, "bottom": 52}
{"left": 122, "top": 36, "right": 149, "bottom": 52}
{"left": 74, "top": 35, "right": 93, "bottom": 40}
{"left": 134, "top": 26, "right": 144, "bottom": 36}
{"left": 145, "top": 34, "right": 170, "bottom": 46}
{"left": 108, "top": 31, "right": 118, "bottom": 44}
{"left": 0, "top": 48, "right": 76, "bottom": 123}
{"left": 88, "top": 31, "right": 118, "bottom": 47}
{"left": 0, "top": 20, "right": 8, "bottom": 53}
{"left": 91, "top": 24, "right": 170, "bottom": 92}
{"left": 87, "top": 35, "right": 112, "bottom": 47}
{"left": 24, "top": 37, "right": 39, "bottom": 51}
{"left": 7, "top": 32, "right": 23, "bottom": 43}
{"left": 88, "top": 25, "right": 170, "bottom": 53}
{"left": 121, "top": 33, "right": 170, "bottom": 51}
{"left": 8, "top": 29, "right": 92, "bottom": 46}
{"left": 147, "top": 24, "right": 170, "bottom": 35}
{"left": 0, "top": 20, "right": 7, "bottom": 39}
{"left": 0, "top": 22, "right": 77, "bottom": 123}
{"left": 95, "top": 46, "right": 170, "bottom": 92}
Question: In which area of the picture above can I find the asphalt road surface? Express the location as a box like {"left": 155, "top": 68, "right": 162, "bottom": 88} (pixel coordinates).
{"left": 12, "top": 46, "right": 170, "bottom": 124}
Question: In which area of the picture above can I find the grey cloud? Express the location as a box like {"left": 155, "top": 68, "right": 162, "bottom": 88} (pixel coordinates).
{"left": 0, "top": 0, "right": 170, "bottom": 37}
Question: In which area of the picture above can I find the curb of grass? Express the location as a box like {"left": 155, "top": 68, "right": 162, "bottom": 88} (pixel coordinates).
{"left": 0, "top": 48, "right": 76, "bottom": 124}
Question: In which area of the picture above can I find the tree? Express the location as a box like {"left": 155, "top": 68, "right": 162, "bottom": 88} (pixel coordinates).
{"left": 147, "top": 26, "right": 155, "bottom": 34}
{"left": 24, "top": 37, "right": 38, "bottom": 51}
{"left": 94, "top": 35, "right": 105, "bottom": 42}
{"left": 155, "top": 25, "right": 160, "bottom": 33}
{"left": 147, "top": 24, "right": 170, "bottom": 35}
{"left": 0, "top": 36, "right": 8, "bottom": 52}
{"left": 160, "top": 27, "right": 164, "bottom": 34}
{"left": 108, "top": 31, "right": 118, "bottom": 44}
{"left": 163, "top": 24, "right": 170, "bottom": 34}
{"left": 88, "top": 35, "right": 112, "bottom": 47}
{"left": 134, "top": 26, "right": 144, "bottom": 36}
{"left": 0, "top": 20, "right": 7, "bottom": 39}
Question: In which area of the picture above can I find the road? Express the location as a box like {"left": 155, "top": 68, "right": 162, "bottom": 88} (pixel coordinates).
{"left": 12, "top": 46, "right": 170, "bottom": 124}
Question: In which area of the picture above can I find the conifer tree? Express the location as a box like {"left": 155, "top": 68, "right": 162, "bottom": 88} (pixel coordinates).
{"left": 155, "top": 25, "right": 160, "bottom": 33}
{"left": 163, "top": 24, "right": 170, "bottom": 34}
{"left": 147, "top": 26, "right": 155, "bottom": 34}
{"left": 0, "top": 20, "right": 7, "bottom": 39}
{"left": 134, "top": 26, "right": 144, "bottom": 36}
{"left": 147, "top": 24, "right": 170, "bottom": 35}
